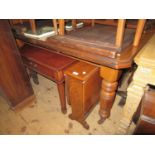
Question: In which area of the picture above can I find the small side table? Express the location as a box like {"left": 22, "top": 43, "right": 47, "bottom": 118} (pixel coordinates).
{"left": 117, "top": 34, "right": 155, "bottom": 134}
{"left": 20, "top": 45, "right": 77, "bottom": 114}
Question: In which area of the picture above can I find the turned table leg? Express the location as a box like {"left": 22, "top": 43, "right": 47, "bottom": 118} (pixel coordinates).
{"left": 98, "top": 66, "right": 122, "bottom": 124}
{"left": 57, "top": 82, "right": 67, "bottom": 114}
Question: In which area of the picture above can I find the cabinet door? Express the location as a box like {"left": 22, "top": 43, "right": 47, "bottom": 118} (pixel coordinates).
{"left": 0, "top": 20, "right": 34, "bottom": 108}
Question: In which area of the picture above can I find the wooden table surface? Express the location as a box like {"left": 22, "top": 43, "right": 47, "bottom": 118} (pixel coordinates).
{"left": 14, "top": 26, "right": 154, "bottom": 69}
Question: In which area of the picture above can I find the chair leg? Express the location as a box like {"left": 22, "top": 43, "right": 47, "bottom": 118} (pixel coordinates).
{"left": 29, "top": 19, "right": 36, "bottom": 34}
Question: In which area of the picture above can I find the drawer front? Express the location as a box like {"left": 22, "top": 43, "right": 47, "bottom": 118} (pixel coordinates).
{"left": 22, "top": 57, "right": 57, "bottom": 81}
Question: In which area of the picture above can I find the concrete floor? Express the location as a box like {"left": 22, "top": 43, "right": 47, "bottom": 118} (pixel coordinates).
{"left": 0, "top": 75, "right": 135, "bottom": 135}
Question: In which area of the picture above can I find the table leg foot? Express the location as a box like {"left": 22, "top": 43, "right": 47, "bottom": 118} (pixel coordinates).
{"left": 61, "top": 109, "right": 67, "bottom": 114}
{"left": 69, "top": 114, "right": 89, "bottom": 129}
{"left": 98, "top": 117, "right": 106, "bottom": 124}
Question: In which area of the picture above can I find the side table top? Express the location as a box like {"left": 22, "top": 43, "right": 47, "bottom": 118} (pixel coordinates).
{"left": 20, "top": 45, "right": 77, "bottom": 71}
{"left": 64, "top": 61, "right": 98, "bottom": 81}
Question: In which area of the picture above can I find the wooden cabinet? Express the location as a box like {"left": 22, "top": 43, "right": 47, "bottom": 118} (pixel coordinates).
{"left": 65, "top": 61, "right": 101, "bottom": 129}
{"left": 134, "top": 89, "right": 155, "bottom": 134}
{"left": 0, "top": 20, "right": 35, "bottom": 109}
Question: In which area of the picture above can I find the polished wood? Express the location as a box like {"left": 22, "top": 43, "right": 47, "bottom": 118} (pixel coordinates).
{"left": 19, "top": 19, "right": 23, "bottom": 24}
{"left": 65, "top": 61, "right": 101, "bottom": 129}
{"left": 117, "top": 34, "right": 155, "bottom": 134}
{"left": 79, "top": 19, "right": 154, "bottom": 30}
{"left": 91, "top": 19, "right": 95, "bottom": 27}
{"left": 72, "top": 19, "right": 77, "bottom": 29}
{"left": 115, "top": 19, "right": 126, "bottom": 48}
{"left": 14, "top": 23, "right": 153, "bottom": 69}
{"left": 58, "top": 19, "right": 65, "bottom": 35}
{"left": 98, "top": 66, "right": 122, "bottom": 123}
{"left": 20, "top": 44, "right": 77, "bottom": 113}
{"left": 0, "top": 20, "right": 35, "bottom": 108}
{"left": 53, "top": 19, "right": 58, "bottom": 34}
{"left": 79, "top": 19, "right": 137, "bottom": 28}
{"left": 9, "top": 19, "right": 24, "bottom": 26}
{"left": 134, "top": 89, "right": 155, "bottom": 134}
{"left": 29, "top": 19, "right": 36, "bottom": 34}
{"left": 16, "top": 39, "right": 25, "bottom": 48}
{"left": 57, "top": 82, "right": 66, "bottom": 113}
{"left": 133, "top": 19, "right": 146, "bottom": 46}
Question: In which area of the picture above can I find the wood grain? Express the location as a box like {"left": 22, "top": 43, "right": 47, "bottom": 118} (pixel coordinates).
{"left": 0, "top": 20, "right": 34, "bottom": 108}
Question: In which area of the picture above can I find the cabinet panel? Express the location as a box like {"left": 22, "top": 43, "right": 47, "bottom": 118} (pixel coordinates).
{"left": 0, "top": 20, "right": 35, "bottom": 108}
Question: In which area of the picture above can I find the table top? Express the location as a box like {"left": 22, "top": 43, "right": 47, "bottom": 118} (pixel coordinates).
{"left": 20, "top": 45, "right": 77, "bottom": 71}
{"left": 14, "top": 26, "right": 155, "bottom": 69}
{"left": 63, "top": 25, "right": 135, "bottom": 57}
{"left": 64, "top": 61, "right": 98, "bottom": 81}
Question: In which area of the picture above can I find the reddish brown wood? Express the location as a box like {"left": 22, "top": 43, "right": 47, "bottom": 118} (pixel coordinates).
{"left": 98, "top": 80, "right": 118, "bottom": 123}
{"left": 0, "top": 20, "right": 35, "bottom": 108}
{"left": 98, "top": 66, "right": 122, "bottom": 123}
{"left": 9, "top": 19, "right": 28, "bottom": 25}
{"left": 29, "top": 19, "right": 36, "bottom": 34}
{"left": 133, "top": 19, "right": 146, "bottom": 46}
{"left": 53, "top": 19, "right": 58, "bottom": 34}
{"left": 12, "top": 19, "right": 153, "bottom": 124}
{"left": 78, "top": 19, "right": 149, "bottom": 29}
{"left": 72, "top": 19, "right": 77, "bottom": 29}
{"left": 91, "top": 19, "right": 95, "bottom": 27}
{"left": 14, "top": 25, "right": 154, "bottom": 69}
{"left": 20, "top": 44, "right": 77, "bottom": 113}
{"left": 57, "top": 82, "right": 66, "bottom": 114}
{"left": 58, "top": 19, "right": 65, "bottom": 35}
{"left": 65, "top": 61, "right": 101, "bottom": 129}
{"left": 134, "top": 89, "right": 155, "bottom": 134}
{"left": 115, "top": 19, "right": 126, "bottom": 48}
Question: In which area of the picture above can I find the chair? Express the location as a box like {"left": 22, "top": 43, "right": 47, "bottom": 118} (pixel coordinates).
{"left": 58, "top": 19, "right": 146, "bottom": 48}
{"left": 29, "top": 19, "right": 58, "bottom": 34}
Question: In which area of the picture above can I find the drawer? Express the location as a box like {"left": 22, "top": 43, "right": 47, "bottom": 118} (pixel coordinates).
{"left": 22, "top": 57, "right": 57, "bottom": 81}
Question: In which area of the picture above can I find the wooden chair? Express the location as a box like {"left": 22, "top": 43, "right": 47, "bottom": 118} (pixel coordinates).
{"left": 9, "top": 19, "right": 58, "bottom": 35}
{"left": 9, "top": 19, "right": 23, "bottom": 26}
{"left": 58, "top": 19, "right": 146, "bottom": 48}
{"left": 56, "top": 19, "right": 145, "bottom": 53}
{"left": 29, "top": 19, "right": 58, "bottom": 34}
